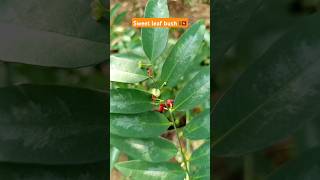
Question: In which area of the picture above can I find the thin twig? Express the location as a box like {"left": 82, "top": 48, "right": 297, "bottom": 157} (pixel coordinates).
{"left": 169, "top": 110, "right": 191, "bottom": 178}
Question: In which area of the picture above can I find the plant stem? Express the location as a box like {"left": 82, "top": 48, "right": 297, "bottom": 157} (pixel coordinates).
{"left": 159, "top": 81, "right": 167, "bottom": 89}
{"left": 244, "top": 154, "right": 254, "bottom": 180}
{"left": 185, "top": 111, "right": 191, "bottom": 153}
{"left": 149, "top": 76, "right": 157, "bottom": 85}
{"left": 169, "top": 110, "right": 191, "bottom": 179}
{"left": 185, "top": 111, "right": 191, "bottom": 179}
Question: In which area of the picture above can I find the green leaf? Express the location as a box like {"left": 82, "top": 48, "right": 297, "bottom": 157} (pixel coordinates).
{"left": 111, "top": 53, "right": 147, "bottom": 61}
{"left": 110, "top": 54, "right": 149, "bottom": 83}
{"left": 184, "top": 109, "right": 210, "bottom": 140}
{"left": 191, "top": 168, "right": 210, "bottom": 180}
{"left": 110, "top": 147, "right": 120, "bottom": 171}
{"left": 110, "top": 112, "right": 170, "bottom": 138}
{"left": 0, "top": 84, "right": 107, "bottom": 164}
{"left": 190, "top": 142, "right": 210, "bottom": 169}
{"left": 212, "top": 0, "right": 263, "bottom": 67}
{"left": 115, "top": 160, "right": 185, "bottom": 180}
{"left": 110, "top": 88, "right": 153, "bottom": 114}
{"left": 141, "top": 0, "right": 169, "bottom": 62}
{"left": 266, "top": 146, "right": 320, "bottom": 180}
{"left": 219, "top": 0, "right": 303, "bottom": 71}
{"left": 161, "top": 21, "right": 205, "bottom": 87}
{"left": 214, "top": 14, "right": 320, "bottom": 156}
{"left": 0, "top": 0, "right": 107, "bottom": 68}
{"left": 113, "top": 11, "right": 127, "bottom": 25}
{"left": 110, "top": 3, "right": 122, "bottom": 18}
{"left": 110, "top": 135, "right": 177, "bottom": 162}
{"left": 0, "top": 161, "right": 107, "bottom": 180}
{"left": 174, "top": 68, "right": 210, "bottom": 111}
{"left": 190, "top": 142, "right": 210, "bottom": 180}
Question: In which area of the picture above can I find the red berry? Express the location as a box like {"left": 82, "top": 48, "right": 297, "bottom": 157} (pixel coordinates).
{"left": 158, "top": 103, "right": 166, "bottom": 113}
{"left": 166, "top": 99, "right": 174, "bottom": 108}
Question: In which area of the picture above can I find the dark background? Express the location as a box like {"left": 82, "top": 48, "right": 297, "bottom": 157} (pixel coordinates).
{"left": 213, "top": 0, "right": 320, "bottom": 179}
{"left": 0, "top": 0, "right": 108, "bottom": 179}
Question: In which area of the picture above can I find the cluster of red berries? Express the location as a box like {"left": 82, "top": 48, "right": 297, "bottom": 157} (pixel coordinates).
{"left": 157, "top": 99, "right": 174, "bottom": 113}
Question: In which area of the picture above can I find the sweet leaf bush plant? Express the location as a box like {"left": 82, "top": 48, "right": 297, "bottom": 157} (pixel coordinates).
{"left": 110, "top": 0, "right": 210, "bottom": 179}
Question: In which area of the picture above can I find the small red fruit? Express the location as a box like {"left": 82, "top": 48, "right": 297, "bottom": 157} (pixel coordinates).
{"left": 158, "top": 103, "right": 166, "bottom": 113}
{"left": 166, "top": 99, "right": 174, "bottom": 108}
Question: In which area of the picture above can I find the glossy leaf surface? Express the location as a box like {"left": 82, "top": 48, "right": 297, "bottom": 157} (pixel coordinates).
{"left": 110, "top": 88, "right": 153, "bottom": 114}
{"left": 0, "top": 85, "right": 107, "bottom": 164}
{"left": 111, "top": 135, "right": 177, "bottom": 162}
{"left": 142, "top": 0, "right": 169, "bottom": 62}
{"left": 161, "top": 21, "right": 205, "bottom": 87}
{"left": 110, "top": 112, "right": 170, "bottom": 138}
{"left": 115, "top": 160, "right": 185, "bottom": 180}
{"left": 110, "top": 54, "right": 149, "bottom": 83}
{"left": 190, "top": 142, "right": 210, "bottom": 180}
{"left": 0, "top": 0, "right": 107, "bottom": 68}
{"left": 174, "top": 68, "right": 210, "bottom": 111}
{"left": 184, "top": 109, "right": 210, "bottom": 140}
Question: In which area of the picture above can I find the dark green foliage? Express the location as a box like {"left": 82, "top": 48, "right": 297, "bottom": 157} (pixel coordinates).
{"left": 214, "top": 0, "right": 320, "bottom": 179}
{"left": 0, "top": 0, "right": 107, "bottom": 179}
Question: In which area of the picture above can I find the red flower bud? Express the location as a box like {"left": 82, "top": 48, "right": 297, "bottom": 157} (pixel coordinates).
{"left": 158, "top": 103, "right": 166, "bottom": 113}
{"left": 166, "top": 99, "right": 174, "bottom": 108}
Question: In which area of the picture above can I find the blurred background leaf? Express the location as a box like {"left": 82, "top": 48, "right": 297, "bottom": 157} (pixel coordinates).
{"left": 0, "top": 85, "right": 107, "bottom": 164}
{"left": 0, "top": 161, "right": 108, "bottom": 180}
{"left": 214, "top": 0, "right": 320, "bottom": 179}
{"left": 0, "top": 0, "right": 108, "bottom": 68}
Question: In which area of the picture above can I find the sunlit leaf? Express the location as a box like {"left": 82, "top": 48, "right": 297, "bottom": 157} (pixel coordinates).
{"left": 111, "top": 135, "right": 177, "bottom": 162}
{"left": 115, "top": 160, "right": 185, "bottom": 180}
{"left": 184, "top": 109, "right": 210, "bottom": 140}
{"left": 110, "top": 112, "right": 170, "bottom": 138}
{"left": 161, "top": 21, "right": 205, "bottom": 87}
{"left": 174, "top": 68, "right": 210, "bottom": 111}
{"left": 110, "top": 88, "right": 153, "bottom": 114}
{"left": 142, "top": 0, "right": 169, "bottom": 62}
{"left": 110, "top": 54, "right": 149, "bottom": 83}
